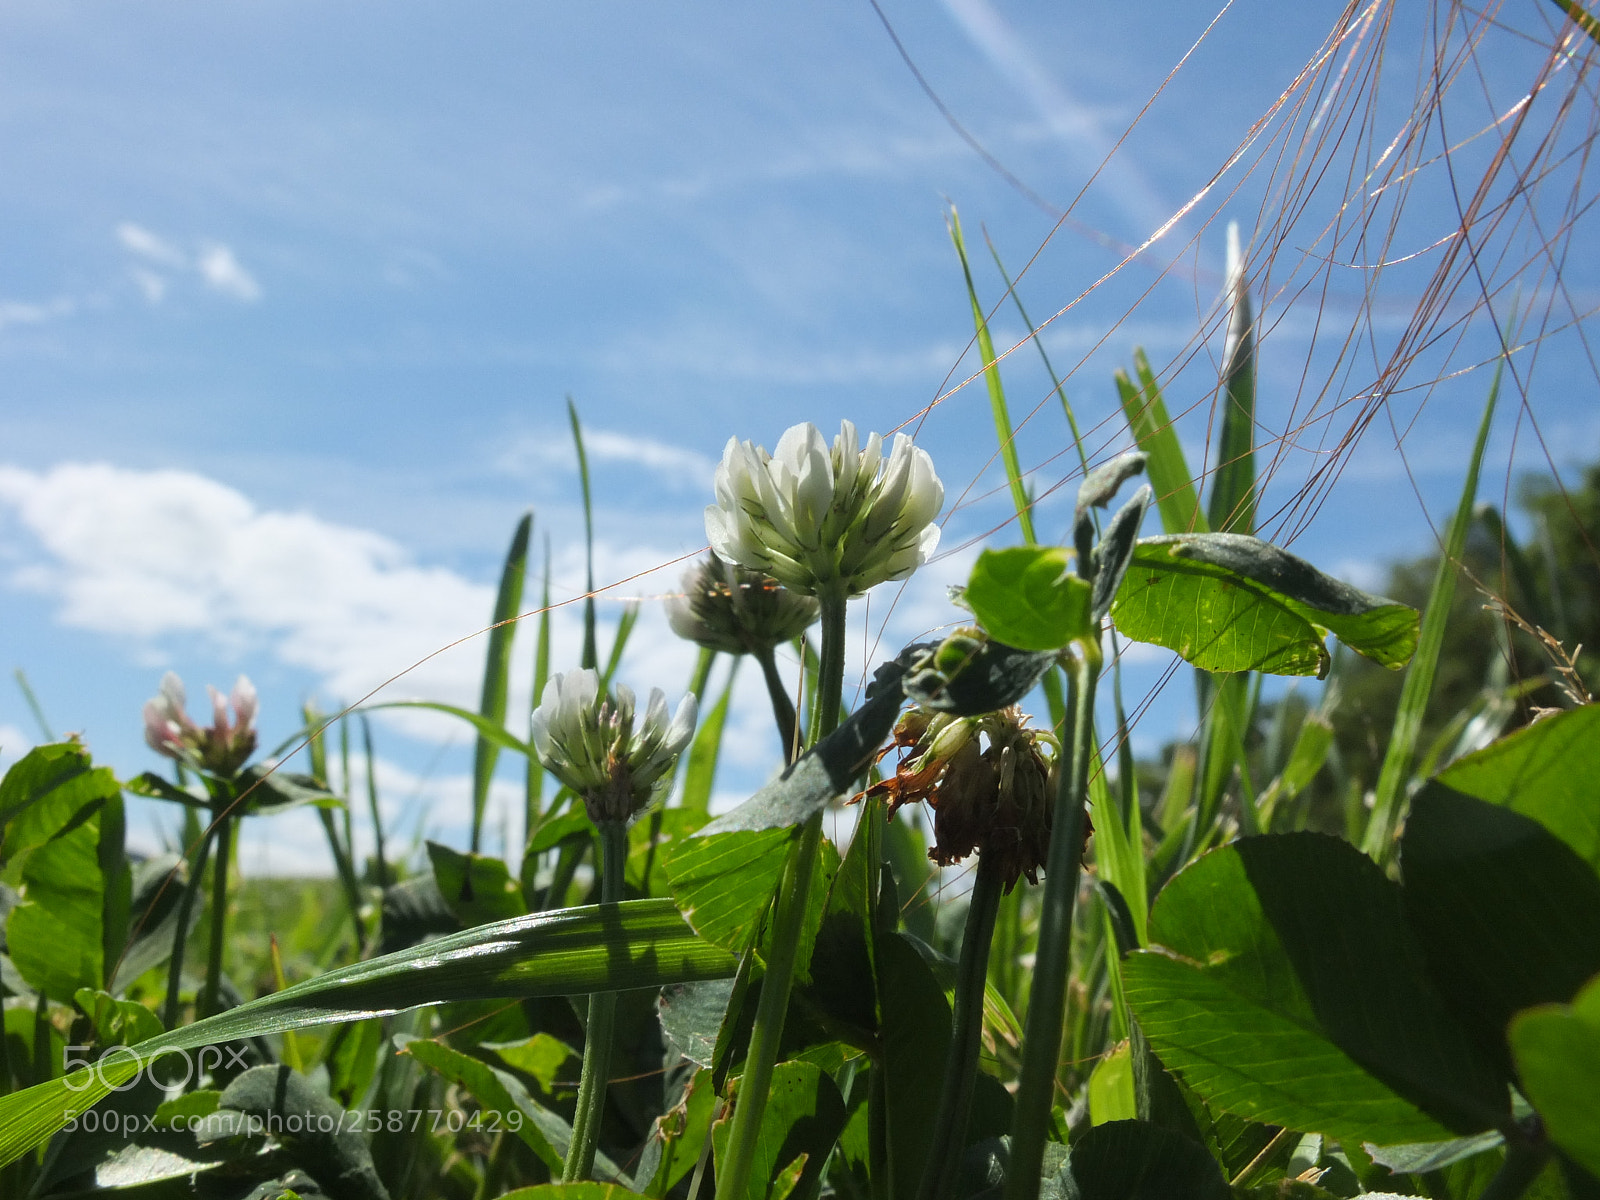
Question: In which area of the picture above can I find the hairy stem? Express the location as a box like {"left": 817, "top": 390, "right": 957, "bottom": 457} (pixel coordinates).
{"left": 1005, "top": 643, "right": 1100, "bottom": 1200}
{"left": 715, "top": 588, "right": 848, "bottom": 1200}
{"left": 562, "top": 818, "right": 627, "bottom": 1181}
{"left": 917, "top": 850, "right": 1005, "bottom": 1200}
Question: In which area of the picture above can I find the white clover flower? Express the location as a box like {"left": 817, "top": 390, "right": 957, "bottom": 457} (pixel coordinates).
{"left": 530, "top": 668, "right": 698, "bottom": 824}
{"left": 143, "top": 671, "right": 258, "bottom": 777}
{"left": 704, "top": 420, "right": 943, "bottom": 598}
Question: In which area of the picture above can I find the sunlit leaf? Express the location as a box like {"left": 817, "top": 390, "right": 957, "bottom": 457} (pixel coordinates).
{"left": 1509, "top": 973, "right": 1600, "bottom": 1179}
{"left": 966, "top": 546, "right": 1093, "bottom": 652}
{"left": 1111, "top": 534, "right": 1418, "bottom": 677}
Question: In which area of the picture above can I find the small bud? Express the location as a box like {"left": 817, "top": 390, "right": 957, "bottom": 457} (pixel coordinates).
{"left": 666, "top": 552, "right": 820, "bottom": 656}
{"left": 530, "top": 668, "right": 698, "bottom": 825}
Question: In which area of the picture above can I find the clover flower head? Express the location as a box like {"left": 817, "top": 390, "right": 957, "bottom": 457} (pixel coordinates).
{"left": 865, "top": 704, "right": 1061, "bottom": 892}
{"left": 530, "top": 668, "right": 698, "bottom": 824}
{"left": 704, "top": 419, "right": 943, "bottom": 598}
{"left": 143, "top": 671, "right": 258, "bottom": 777}
{"left": 666, "top": 551, "right": 821, "bottom": 656}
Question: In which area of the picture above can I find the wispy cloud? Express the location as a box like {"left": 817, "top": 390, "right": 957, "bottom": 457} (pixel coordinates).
{"left": 116, "top": 222, "right": 262, "bottom": 304}
{"left": 0, "top": 297, "right": 76, "bottom": 331}
{"left": 939, "top": 0, "right": 1169, "bottom": 237}
{"left": 498, "top": 427, "right": 716, "bottom": 490}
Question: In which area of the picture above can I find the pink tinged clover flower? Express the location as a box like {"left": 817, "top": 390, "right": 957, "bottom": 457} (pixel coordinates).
{"left": 705, "top": 420, "right": 944, "bottom": 598}
{"left": 143, "top": 671, "right": 258, "bottom": 777}
{"left": 530, "top": 668, "right": 697, "bottom": 825}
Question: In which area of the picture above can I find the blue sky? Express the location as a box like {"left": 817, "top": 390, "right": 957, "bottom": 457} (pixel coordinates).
{"left": 2, "top": 1, "right": 1595, "bottom": 871}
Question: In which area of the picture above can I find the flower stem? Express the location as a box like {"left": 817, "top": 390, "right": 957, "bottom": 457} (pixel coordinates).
{"left": 917, "top": 849, "right": 1005, "bottom": 1200}
{"left": 200, "top": 809, "right": 234, "bottom": 1019}
{"left": 753, "top": 645, "right": 799, "bottom": 764}
{"left": 1004, "top": 642, "right": 1100, "bottom": 1200}
{"left": 562, "top": 818, "right": 627, "bottom": 1181}
{"left": 163, "top": 828, "right": 214, "bottom": 1027}
{"left": 715, "top": 589, "right": 848, "bottom": 1200}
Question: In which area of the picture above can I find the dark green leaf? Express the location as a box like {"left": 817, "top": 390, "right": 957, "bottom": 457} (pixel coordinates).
{"left": 427, "top": 841, "right": 528, "bottom": 927}
{"left": 200, "top": 1064, "right": 388, "bottom": 1200}
{"left": 1123, "top": 834, "right": 1506, "bottom": 1145}
{"left": 1065, "top": 1119, "right": 1231, "bottom": 1200}
{"left": 680, "top": 656, "right": 905, "bottom": 848}
{"left": 1112, "top": 535, "right": 1418, "bottom": 677}
{"left": 0, "top": 898, "right": 736, "bottom": 1167}
{"left": 1078, "top": 453, "right": 1149, "bottom": 514}
{"left": 1091, "top": 486, "right": 1153, "bottom": 622}
{"left": 378, "top": 874, "right": 459, "bottom": 954}
{"left": 711, "top": 1059, "right": 847, "bottom": 1200}
{"left": 123, "top": 770, "right": 207, "bottom": 807}
{"left": 404, "top": 1036, "right": 625, "bottom": 1182}
{"left": 1509, "top": 973, "right": 1600, "bottom": 1179}
{"left": 1430, "top": 703, "right": 1600, "bottom": 872}
{"left": 877, "top": 931, "right": 952, "bottom": 1200}
{"left": 900, "top": 634, "right": 1059, "bottom": 716}
{"left": 498, "top": 1186, "right": 642, "bottom": 1200}
{"left": 966, "top": 546, "right": 1094, "bottom": 652}
{"left": 1402, "top": 786, "right": 1600, "bottom": 1078}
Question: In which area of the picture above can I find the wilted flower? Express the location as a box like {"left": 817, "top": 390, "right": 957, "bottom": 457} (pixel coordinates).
{"left": 704, "top": 420, "right": 943, "bottom": 598}
{"left": 666, "top": 551, "right": 820, "bottom": 656}
{"left": 530, "top": 668, "right": 697, "bottom": 824}
{"left": 143, "top": 671, "right": 258, "bottom": 777}
{"left": 866, "top": 704, "right": 1060, "bottom": 892}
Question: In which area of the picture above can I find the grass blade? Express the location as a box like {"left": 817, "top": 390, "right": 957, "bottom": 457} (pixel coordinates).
{"left": 304, "top": 703, "right": 366, "bottom": 954}
{"left": 0, "top": 898, "right": 737, "bottom": 1169}
{"left": 680, "top": 658, "right": 738, "bottom": 819}
{"left": 472, "top": 512, "right": 531, "bottom": 853}
{"left": 599, "top": 601, "right": 641, "bottom": 694}
{"left": 1118, "top": 353, "right": 1208, "bottom": 535}
{"left": 569, "top": 399, "right": 599, "bottom": 672}
{"left": 948, "top": 206, "right": 1035, "bottom": 543}
{"left": 360, "top": 713, "right": 387, "bottom": 887}
{"left": 1363, "top": 356, "right": 1503, "bottom": 860}
{"left": 1207, "top": 224, "right": 1257, "bottom": 535}
{"left": 527, "top": 535, "right": 553, "bottom": 833}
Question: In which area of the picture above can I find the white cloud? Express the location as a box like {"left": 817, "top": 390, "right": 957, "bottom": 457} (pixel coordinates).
{"left": 196, "top": 243, "right": 262, "bottom": 302}
{"left": 117, "top": 222, "right": 186, "bottom": 267}
{"left": 115, "top": 223, "right": 262, "bottom": 304}
{"left": 0, "top": 462, "right": 716, "bottom": 748}
{"left": 0, "top": 297, "right": 75, "bottom": 330}
{"left": 498, "top": 427, "right": 716, "bottom": 490}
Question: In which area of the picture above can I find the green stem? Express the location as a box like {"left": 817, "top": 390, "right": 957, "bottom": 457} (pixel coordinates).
{"left": 562, "top": 818, "right": 626, "bottom": 1181}
{"left": 1005, "top": 644, "right": 1100, "bottom": 1200}
{"left": 754, "top": 645, "right": 800, "bottom": 764}
{"left": 201, "top": 809, "right": 234, "bottom": 1019}
{"left": 917, "top": 851, "right": 1005, "bottom": 1200}
{"left": 1479, "top": 1127, "right": 1549, "bottom": 1200}
{"left": 715, "top": 588, "right": 848, "bottom": 1200}
{"left": 163, "top": 829, "right": 215, "bottom": 1027}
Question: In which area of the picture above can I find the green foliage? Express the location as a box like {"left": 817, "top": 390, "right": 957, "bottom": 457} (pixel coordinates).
{"left": 966, "top": 546, "right": 1093, "bottom": 651}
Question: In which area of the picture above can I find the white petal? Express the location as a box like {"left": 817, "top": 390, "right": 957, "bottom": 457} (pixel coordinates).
{"left": 666, "top": 694, "right": 698, "bottom": 754}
